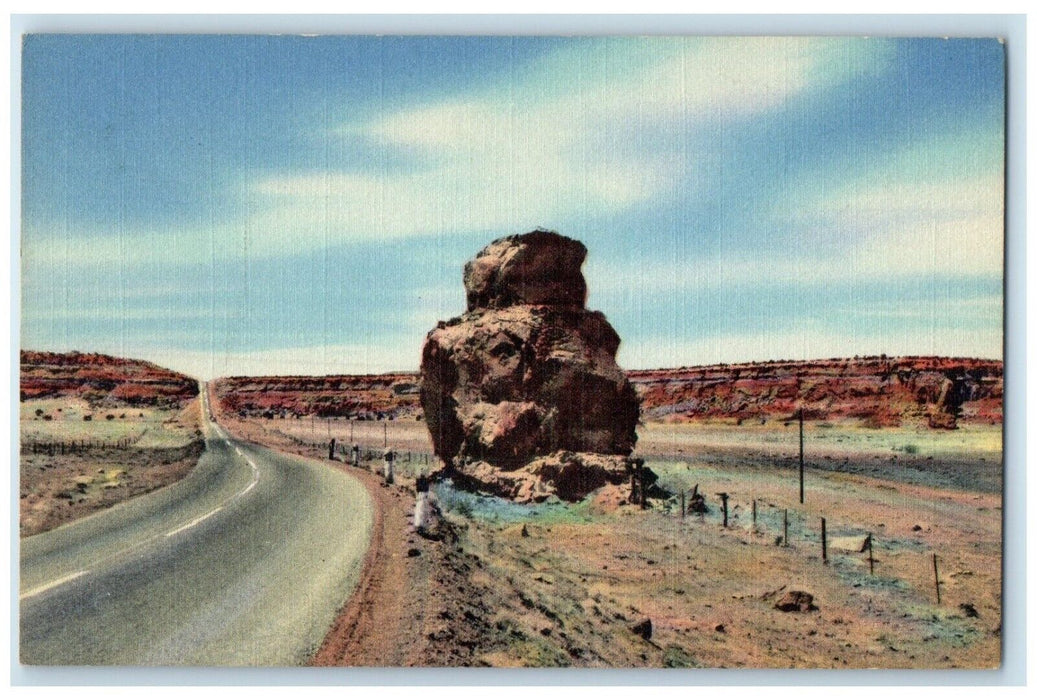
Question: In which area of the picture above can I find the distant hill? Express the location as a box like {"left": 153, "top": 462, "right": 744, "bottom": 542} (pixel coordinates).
{"left": 20, "top": 350, "right": 199, "bottom": 408}
{"left": 210, "top": 355, "right": 1002, "bottom": 429}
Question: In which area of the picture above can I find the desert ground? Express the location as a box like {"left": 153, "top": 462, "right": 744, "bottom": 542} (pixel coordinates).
{"left": 20, "top": 369, "right": 1001, "bottom": 668}
{"left": 19, "top": 346, "right": 1001, "bottom": 668}
{"left": 19, "top": 396, "right": 204, "bottom": 536}
{"left": 220, "top": 410, "right": 1001, "bottom": 668}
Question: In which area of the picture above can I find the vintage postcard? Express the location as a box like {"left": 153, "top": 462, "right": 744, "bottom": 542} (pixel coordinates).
{"left": 18, "top": 34, "right": 1005, "bottom": 669}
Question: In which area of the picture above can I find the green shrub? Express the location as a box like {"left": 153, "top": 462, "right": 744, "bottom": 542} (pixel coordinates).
{"left": 663, "top": 645, "right": 699, "bottom": 668}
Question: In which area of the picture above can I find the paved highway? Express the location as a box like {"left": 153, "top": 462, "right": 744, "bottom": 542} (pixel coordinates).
{"left": 20, "top": 386, "right": 374, "bottom": 666}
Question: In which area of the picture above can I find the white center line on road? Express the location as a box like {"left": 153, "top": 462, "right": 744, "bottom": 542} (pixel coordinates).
{"left": 164, "top": 507, "right": 223, "bottom": 538}
{"left": 23, "top": 406, "right": 264, "bottom": 603}
{"left": 20, "top": 570, "right": 89, "bottom": 601}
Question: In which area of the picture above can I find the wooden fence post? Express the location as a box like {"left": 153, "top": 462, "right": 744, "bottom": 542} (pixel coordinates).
{"left": 783, "top": 509, "right": 789, "bottom": 547}
{"left": 718, "top": 492, "right": 729, "bottom": 528}
{"left": 867, "top": 533, "right": 874, "bottom": 574}
{"left": 821, "top": 517, "right": 827, "bottom": 563}
{"left": 933, "top": 553, "right": 941, "bottom": 604}
{"left": 680, "top": 490, "right": 686, "bottom": 520}
{"left": 752, "top": 499, "right": 757, "bottom": 528}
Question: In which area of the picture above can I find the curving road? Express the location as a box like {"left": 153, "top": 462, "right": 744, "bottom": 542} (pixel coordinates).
{"left": 19, "top": 386, "right": 374, "bottom": 666}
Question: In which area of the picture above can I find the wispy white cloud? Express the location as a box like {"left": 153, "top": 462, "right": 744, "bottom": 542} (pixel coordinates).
{"left": 845, "top": 295, "right": 1002, "bottom": 320}
{"left": 288, "top": 38, "right": 894, "bottom": 245}
{"left": 588, "top": 170, "right": 1003, "bottom": 299}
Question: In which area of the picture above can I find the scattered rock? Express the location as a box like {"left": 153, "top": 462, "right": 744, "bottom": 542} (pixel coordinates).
{"left": 959, "top": 602, "right": 979, "bottom": 618}
{"left": 774, "top": 591, "right": 818, "bottom": 612}
{"left": 407, "top": 548, "right": 422, "bottom": 557}
{"left": 912, "top": 524, "right": 923, "bottom": 531}
{"left": 714, "top": 623, "right": 726, "bottom": 633}
{"left": 630, "top": 618, "right": 652, "bottom": 640}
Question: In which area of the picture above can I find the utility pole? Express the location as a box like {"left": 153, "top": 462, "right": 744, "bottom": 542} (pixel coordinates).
{"left": 799, "top": 408, "right": 805, "bottom": 504}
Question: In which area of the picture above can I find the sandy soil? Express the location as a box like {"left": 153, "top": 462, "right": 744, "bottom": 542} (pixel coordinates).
{"left": 441, "top": 461, "right": 1001, "bottom": 668}
{"left": 19, "top": 398, "right": 204, "bottom": 537}
{"left": 226, "top": 410, "right": 1001, "bottom": 669}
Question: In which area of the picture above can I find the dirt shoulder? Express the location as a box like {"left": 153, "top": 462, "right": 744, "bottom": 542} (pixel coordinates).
{"left": 309, "top": 464, "right": 495, "bottom": 667}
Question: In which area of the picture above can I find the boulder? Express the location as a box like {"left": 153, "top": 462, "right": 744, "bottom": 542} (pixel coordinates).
{"left": 420, "top": 230, "right": 640, "bottom": 502}
{"left": 774, "top": 591, "right": 818, "bottom": 612}
{"left": 463, "top": 230, "right": 588, "bottom": 311}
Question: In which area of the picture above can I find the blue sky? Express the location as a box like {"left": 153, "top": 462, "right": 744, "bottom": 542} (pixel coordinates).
{"left": 20, "top": 36, "right": 1004, "bottom": 379}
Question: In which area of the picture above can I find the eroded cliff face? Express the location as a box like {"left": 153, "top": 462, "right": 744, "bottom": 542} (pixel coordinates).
{"left": 20, "top": 351, "right": 198, "bottom": 408}
{"left": 205, "top": 356, "right": 1002, "bottom": 429}
{"left": 629, "top": 356, "right": 1003, "bottom": 428}
{"left": 210, "top": 374, "right": 420, "bottom": 419}
{"left": 420, "top": 231, "right": 641, "bottom": 502}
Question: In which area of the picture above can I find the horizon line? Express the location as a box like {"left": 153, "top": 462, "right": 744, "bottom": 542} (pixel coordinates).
{"left": 19, "top": 347, "right": 1006, "bottom": 384}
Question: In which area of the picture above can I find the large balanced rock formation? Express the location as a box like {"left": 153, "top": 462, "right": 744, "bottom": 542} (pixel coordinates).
{"left": 420, "top": 230, "right": 641, "bottom": 503}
